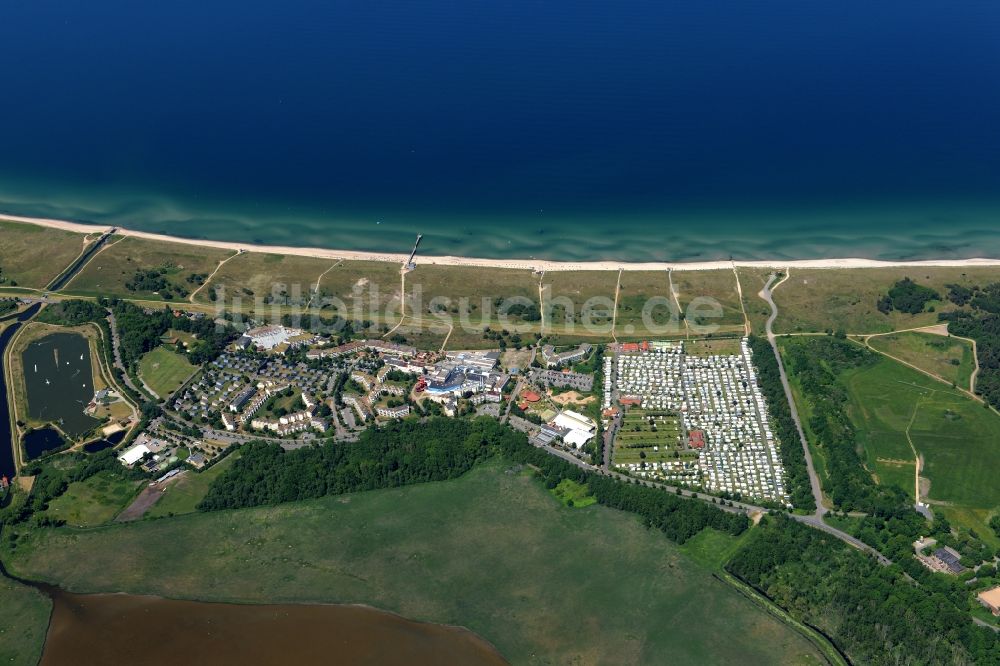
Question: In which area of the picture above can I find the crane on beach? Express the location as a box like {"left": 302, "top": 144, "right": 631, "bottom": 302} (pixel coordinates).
{"left": 403, "top": 234, "right": 423, "bottom": 273}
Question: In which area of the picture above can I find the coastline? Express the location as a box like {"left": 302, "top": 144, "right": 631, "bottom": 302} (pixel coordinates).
{"left": 5, "top": 212, "right": 1000, "bottom": 273}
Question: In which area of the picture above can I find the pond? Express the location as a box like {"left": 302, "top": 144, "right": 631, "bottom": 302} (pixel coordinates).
{"left": 83, "top": 430, "right": 126, "bottom": 453}
{"left": 22, "top": 428, "right": 66, "bottom": 460}
{"left": 21, "top": 332, "right": 100, "bottom": 438}
{"left": 40, "top": 589, "right": 508, "bottom": 666}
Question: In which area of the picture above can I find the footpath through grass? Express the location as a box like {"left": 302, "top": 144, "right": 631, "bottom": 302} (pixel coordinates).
{"left": 866, "top": 331, "right": 974, "bottom": 389}
{"left": 841, "top": 355, "right": 1000, "bottom": 543}
{"left": 5, "top": 463, "right": 820, "bottom": 665}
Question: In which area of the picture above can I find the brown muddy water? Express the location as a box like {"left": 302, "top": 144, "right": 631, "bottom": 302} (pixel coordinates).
{"left": 41, "top": 588, "right": 508, "bottom": 666}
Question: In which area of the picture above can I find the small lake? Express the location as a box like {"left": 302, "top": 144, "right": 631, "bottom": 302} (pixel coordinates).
{"left": 22, "top": 428, "right": 66, "bottom": 460}
{"left": 83, "top": 430, "right": 126, "bottom": 453}
{"left": 41, "top": 589, "right": 508, "bottom": 666}
{"left": 21, "top": 332, "right": 100, "bottom": 438}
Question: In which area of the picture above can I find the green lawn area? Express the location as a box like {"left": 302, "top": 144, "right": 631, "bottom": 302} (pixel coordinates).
{"left": 838, "top": 355, "right": 1000, "bottom": 541}
{"left": 866, "top": 331, "right": 974, "bottom": 390}
{"left": 147, "top": 453, "right": 241, "bottom": 518}
{"left": 43, "top": 471, "right": 143, "bottom": 527}
{"left": 138, "top": 346, "right": 197, "bottom": 398}
{"left": 614, "top": 410, "right": 684, "bottom": 465}
{"left": 5, "top": 463, "right": 820, "bottom": 665}
{"left": 549, "top": 478, "right": 596, "bottom": 507}
{"left": 0, "top": 577, "right": 51, "bottom": 666}
{"left": 0, "top": 219, "right": 87, "bottom": 290}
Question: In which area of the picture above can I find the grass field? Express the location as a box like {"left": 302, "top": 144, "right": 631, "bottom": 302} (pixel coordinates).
{"left": 866, "top": 331, "right": 974, "bottom": 390}
{"left": 838, "top": 355, "right": 1000, "bottom": 540}
{"left": 406, "top": 264, "right": 539, "bottom": 327}
{"left": 0, "top": 219, "right": 87, "bottom": 290}
{"left": 684, "top": 337, "right": 744, "bottom": 357}
{"left": 550, "top": 478, "right": 596, "bottom": 507}
{"left": 5, "top": 463, "right": 821, "bottom": 665}
{"left": 672, "top": 269, "right": 746, "bottom": 335}
{"left": 615, "top": 271, "right": 684, "bottom": 338}
{"left": 147, "top": 453, "right": 241, "bottom": 518}
{"left": 543, "top": 270, "right": 617, "bottom": 336}
{"left": 614, "top": 410, "right": 684, "bottom": 465}
{"left": 0, "top": 577, "right": 51, "bottom": 666}
{"left": 771, "top": 266, "right": 1000, "bottom": 334}
{"left": 43, "top": 471, "right": 143, "bottom": 527}
{"left": 138, "top": 346, "right": 198, "bottom": 398}
{"left": 63, "top": 236, "right": 233, "bottom": 300}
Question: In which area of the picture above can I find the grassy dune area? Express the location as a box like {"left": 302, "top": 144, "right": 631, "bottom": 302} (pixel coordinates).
{"left": 772, "top": 266, "right": 1000, "bottom": 334}
{"left": 615, "top": 271, "right": 678, "bottom": 338}
{"left": 0, "top": 220, "right": 87, "bottom": 290}
{"left": 406, "top": 264, "right": 538, "bottom": 324}
{"left": 63, "top": 236, "right": 234, "bottom": 300}
{"left": 671, "top": 269, "right": 746, "bottom": 334}
{"left": 138, "top": 346, "right": 197, "bottom": 398}
{"left": 0, "top": 577, "right": 51, "bottom": 666}
{"left": 5, "top": 464, "right": 821, "bottom": 665}
{"left": 737, "top": 267, "right": 776, "bottom": 336}
{"left": 840, "top": 356, "right": 1000, "bottom": 543}
{"left": 543, "top": 270, "right": 617, "bottom": 336}
{"left": 866, "top": 331, "right": 974, "bottom": 390}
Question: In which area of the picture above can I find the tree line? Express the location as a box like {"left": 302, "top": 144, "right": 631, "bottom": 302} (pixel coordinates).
{"left": 198, "top": 417, "right": 748, "bottom": 544}
{"left": 781, "top": 337, "right": 907, "bottom": 513}
{"left": 747, "top": 335, "right": 815, "bottom": 510}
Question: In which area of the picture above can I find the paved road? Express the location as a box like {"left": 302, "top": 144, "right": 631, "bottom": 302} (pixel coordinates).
{"left": 502, "top": 348, "right": 536, "bottom": 423}
{"left": 533, "top": 436, "right": 894, "bottom": 563}
{"left": 107, "top": 312, "right": 143, "bottom": 396}
{"left": 761, "top": 272, "right": 828, "bottom": 517}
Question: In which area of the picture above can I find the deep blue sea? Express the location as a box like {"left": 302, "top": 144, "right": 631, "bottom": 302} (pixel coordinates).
{"left": 1, "top": 1, "right": 999, "bottom": 261}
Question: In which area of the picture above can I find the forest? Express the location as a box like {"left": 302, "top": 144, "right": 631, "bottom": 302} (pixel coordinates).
{"left": 941, "top": 281, "right": 1000, "bottom": 409}
{"left": 727, "top": 515, "right": 1000, "bottom": 665}
{"left": 876, "top": 277, "right": 940, "bottom": 315}
{"left": 198, "top": 417, "right": 748, "bottom": 544}
{"left": 746, "top": 335, "right": 815, "bottom": 510}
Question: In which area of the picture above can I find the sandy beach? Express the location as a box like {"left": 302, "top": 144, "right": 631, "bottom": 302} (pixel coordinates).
{"left": 5, "top": 212, "right": 1000, "bottom": 273}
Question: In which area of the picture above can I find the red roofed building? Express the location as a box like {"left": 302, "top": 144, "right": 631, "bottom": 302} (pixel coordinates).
{"left": 622, "top": 342, "right": 639, "bottom": 353}
{"left": 521, "top": 390, "right": 541, "bottom": 403}
{"left": 688, "top": 430, "right": 705, "bottom": 449}
{"left": 619, "top": 396, "right": 642, "bottom": 407}
{"left": 640, "top": 341, "right": 650, "bottom": 352}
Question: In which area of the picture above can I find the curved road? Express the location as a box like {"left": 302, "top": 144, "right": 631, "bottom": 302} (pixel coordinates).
{"left": 760, "top": 272, "right": 827, "bottom": 518}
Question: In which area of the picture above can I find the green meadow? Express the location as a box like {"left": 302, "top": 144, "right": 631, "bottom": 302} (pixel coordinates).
{"left": 138, "top": 345, "right": 198, "bottom": 398}
{"left": 866, "top": 331, "right": 974, "bottom": 390}
{"left": 0, "top": 577, "right": 51, "bottom": 666}
{"left": 840, "top": 355, "right": 1000, "bottom": 542}
{"left": 5, "top": 463, "right": 821, "bottom": 665}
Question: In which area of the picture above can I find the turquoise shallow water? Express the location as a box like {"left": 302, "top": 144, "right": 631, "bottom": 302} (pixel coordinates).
{"left": 1, "top": 1, "right": 999, "bottom": 261}
{"left": 2, "top": 183, "right": 999, "bottom": 262}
